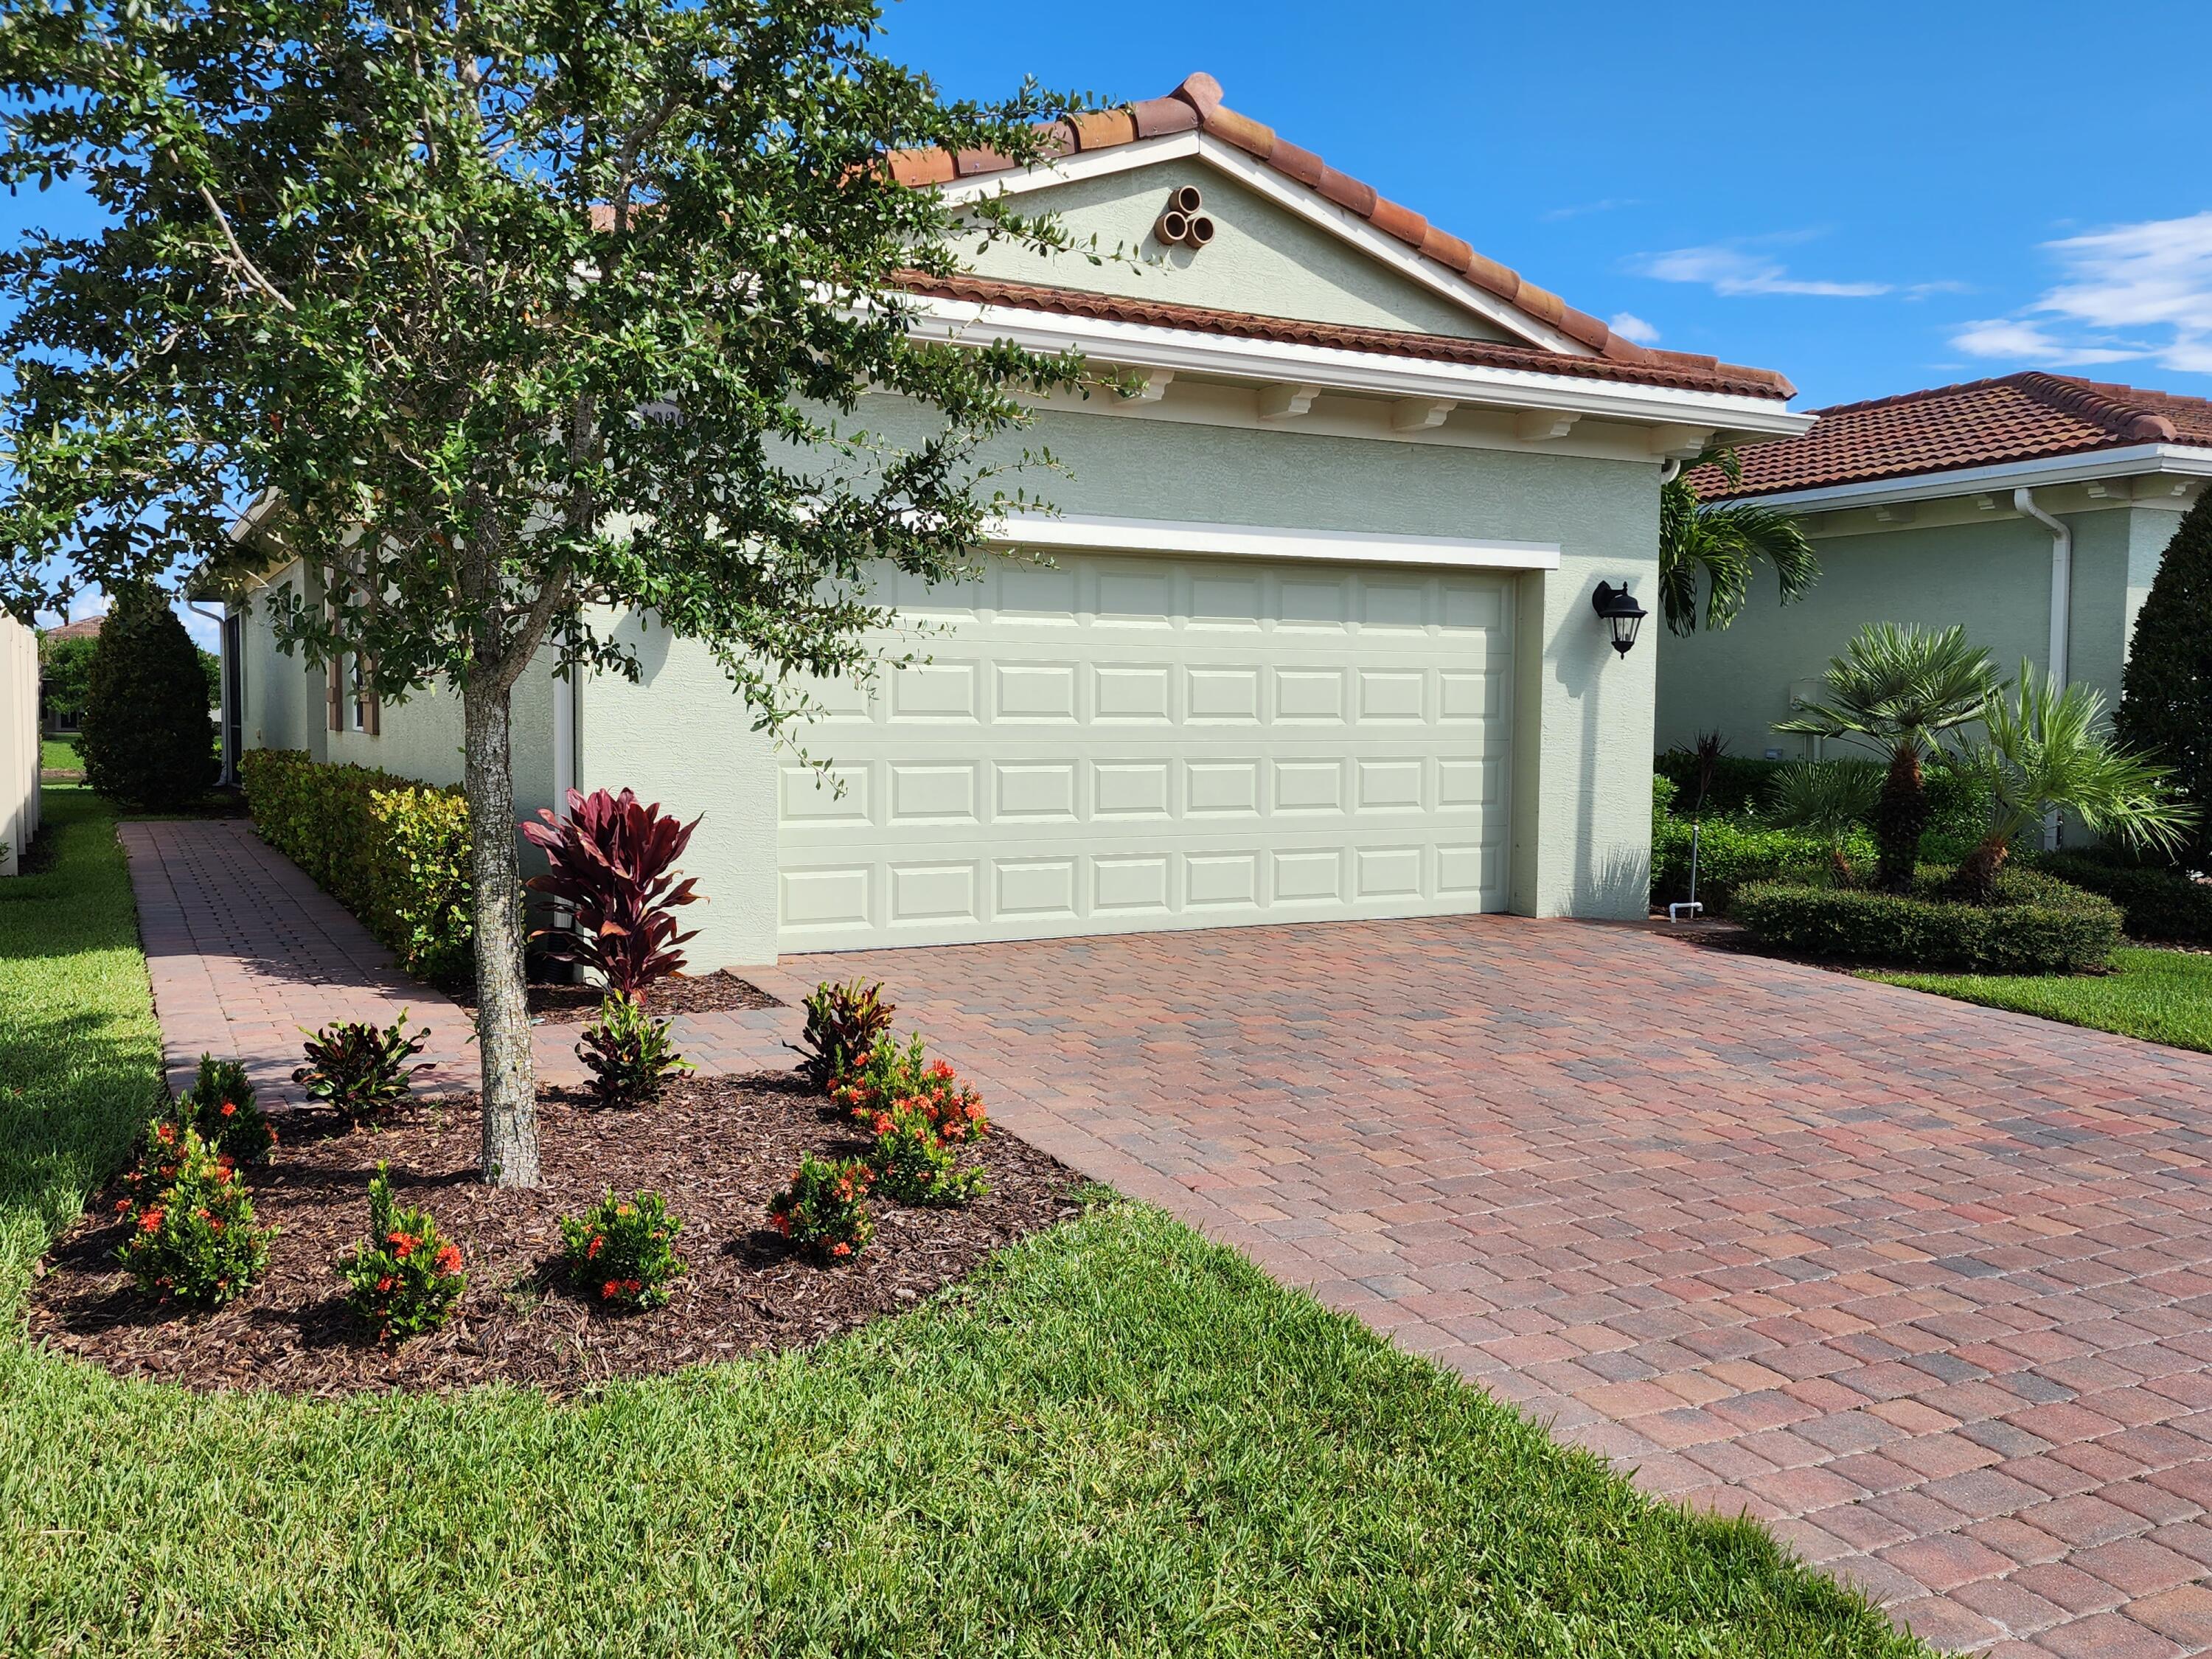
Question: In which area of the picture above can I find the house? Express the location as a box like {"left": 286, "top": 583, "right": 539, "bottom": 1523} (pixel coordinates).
{"left": 1659, "top": 372, "right": 2212, "bottom": 759}
{"left": 223, "top": 72, "right": 1807, "bottom": 967}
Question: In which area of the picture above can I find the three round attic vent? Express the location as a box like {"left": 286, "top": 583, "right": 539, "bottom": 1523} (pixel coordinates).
{"left": 1154, "top": 184, "right": 1215, "bottom": 251}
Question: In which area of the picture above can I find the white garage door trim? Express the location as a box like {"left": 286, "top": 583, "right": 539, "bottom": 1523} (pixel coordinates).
{"left": 778, "top": 546, "right": 1518, "bottom": 953}
{"left": 991, "top": 511, "right": 1561, "bottom": 571}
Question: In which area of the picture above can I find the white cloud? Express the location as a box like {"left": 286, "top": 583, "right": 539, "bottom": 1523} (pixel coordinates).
{"left": 1543, "top": 197, "right": 1640, "bottom": 223}
{"left": 1607, "top": 310, "right": 1661, "bottom": 345}
{"left": 1637, "top": 243, "right": 1892, "bottom": 299}
{"left": 1952, "top": 211, "right": 2212, "bottom": 374}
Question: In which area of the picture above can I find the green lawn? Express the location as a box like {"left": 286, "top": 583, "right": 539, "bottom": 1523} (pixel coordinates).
{"left": 39, "top": 735, "right": 80, "bottom": 774}
{"left": 1, "top": 787, "right": 1922, "bottom": 1658}
{"left": 1870, "top": 947, "right": 2212, "bottom": 1054}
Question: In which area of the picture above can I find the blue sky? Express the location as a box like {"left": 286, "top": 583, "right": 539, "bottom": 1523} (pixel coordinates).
{"left": 13, "top": 0, "right": 2212, "bottom": 636}
{"left": 884, "top": 0, "right": 2212, "bottom": 406}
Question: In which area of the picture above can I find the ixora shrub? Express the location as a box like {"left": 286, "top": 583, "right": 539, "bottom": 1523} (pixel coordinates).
{"left": 1734, "top": 866, "right": 2124, "bottom": 974}
{"left": 338, "top": 1164, "right": 466, "bottom": 1342}
{"left": 576, "top": 993, "right": 694, "bottom": 1110}
{"left": 830, "top": 1034, "right": 988, "bottom": 1145}
{"left": 866, "top": 1105, "right": 988, "bottom": 1208}
{"left": 239, "top": 750, "right": 475, "bottom": 985}
{"left": 560, "top": 1192, "right": 686, "bottom": 1310}
{"left": 76, "top": 587, "right": 218, "bottom": 810}
{"left": 767, "top": 1155, "right": 875, "bottom": 1262}
{"left": 524, "top": 787, "right": 702, "bottom": 1001}
{"left": 796, "top": 978, "right": 895, "bottom": 1087}
{"left": 2037, "top": 849, "right": 2212, "bottom": 945}
{"left": 173, "top": 1054, "right": 277, "bottom": 1164}
{"left": 116, "top": 1127, "right": 274, "bottom": 1307}
{"left": 294, "top": 1012, "right": 431, "bottom": 1125}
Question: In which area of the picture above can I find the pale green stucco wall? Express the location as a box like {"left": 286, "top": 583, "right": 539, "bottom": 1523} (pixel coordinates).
{"left": 1653, "top": 504, "right": 2187, "bottom": 758}
{"left": 960, "top": 157, "right": 1509, "bottom": 341}
{"left": 568, "top": 405, "right": 1663, "bottom": 967}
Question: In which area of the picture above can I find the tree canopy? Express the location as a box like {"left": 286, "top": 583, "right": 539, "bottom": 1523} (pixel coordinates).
{"left": 0, "top": 0, "right": 1107, "bottom": 1183}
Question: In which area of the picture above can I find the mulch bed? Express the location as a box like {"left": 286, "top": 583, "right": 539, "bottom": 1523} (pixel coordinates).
{"left": 453, "top": 970, "right": 783, "bottom": 1024}
{"left": 28, "top": 1074, "right": 1083, "bottom": 1398}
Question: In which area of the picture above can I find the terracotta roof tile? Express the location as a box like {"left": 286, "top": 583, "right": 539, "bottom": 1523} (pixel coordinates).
{"left": 898, "top": 270, "right": 1795, "bottom": 400}
{"left": 912, "top": 72, "right": 1792, "bottom": 394}
{"left": 44, "top": 615, "right": 104, "bottom": 641}
{"left": 1694, "top": 372, "right": 2212, "bottom": 498}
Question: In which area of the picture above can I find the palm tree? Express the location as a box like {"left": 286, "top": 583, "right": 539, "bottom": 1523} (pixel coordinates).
{"left": 1765, "top": 761, "right": 1882, "bottom": 883}
{"left": 1950, "top": 666, "right": 2193, "bottom": 899}
{"left": 1775, "top": 623, "right": 1999, "bottom": 890}
{"left": 1660, "top": 446, "right": 1820, "bottom": 635}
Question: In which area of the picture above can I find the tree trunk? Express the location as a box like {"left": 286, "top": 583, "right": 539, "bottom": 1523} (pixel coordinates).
{"left": 463, "top": 678, "right": 540, "bottom": 1188}
{"left": 1873, "top": 741, "right": 1930, "bottom": 891}
{"left": 1952, "top": 834, "right": 2011, "bottom": 903}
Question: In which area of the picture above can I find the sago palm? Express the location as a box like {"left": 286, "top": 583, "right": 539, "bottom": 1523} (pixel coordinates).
{"left": 1775, "top": 623, "right": 1999, "bottom": 889}
{"left": 1765, "top": 761, "right": 1882, "bottom": 884}
{"left": 1950, "top": 666, "right": 2193, "bottom": 900}
{"left": 1660, "top": 446, "right": 1820, "bottom": 635}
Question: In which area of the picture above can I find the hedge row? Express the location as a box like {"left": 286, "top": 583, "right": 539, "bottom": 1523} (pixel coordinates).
{"left": 1733, "top": 865, "right": 2123, "bottom": 975}
{"left": 1651, "top": 815, "right": 1868, "bottom": 917}
{"left": 238, "top": 749, "right": 476, "bottom": 986}
{"left": 1655, "top": 748, "right": 1994, "bottom": 842}
{"left": 2036, "top": 849, "right": 2212, "bottom": 945}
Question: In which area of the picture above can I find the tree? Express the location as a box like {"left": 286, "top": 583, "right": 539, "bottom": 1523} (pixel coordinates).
{"left": 75, "top": 588, "right": 218, "bottom": 809}
{"left": 0, "top": 2, "right": 1099, "bottom": 1186}
{"left": 1950, "top": 667, "right": 2190, "bottom": 899}
{"left": 1775, "top": 623, "right": 1999, "bottom": 890}
{"left": 1659, "top": 446, "right": 1820, "bottom": 635}
{"left": 2114, "top": 490, "right": 2212, "bottom": 871}
{"left": 37, "top": 630, "right": 96, "bottom": 727}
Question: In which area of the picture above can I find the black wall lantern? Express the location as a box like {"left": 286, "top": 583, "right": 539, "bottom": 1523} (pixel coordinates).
{"left": 1591, "top": 581, "right": 1648, "bottom": 657}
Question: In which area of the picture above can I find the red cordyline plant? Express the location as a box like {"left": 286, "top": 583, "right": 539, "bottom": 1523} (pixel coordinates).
{"left": 524, "top": 788, "right": 703, "bottom": 1001}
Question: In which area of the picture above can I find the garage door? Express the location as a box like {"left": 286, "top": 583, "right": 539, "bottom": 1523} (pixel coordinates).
{"left": 777, "top": 549, "right": 1514, "bottom": 950}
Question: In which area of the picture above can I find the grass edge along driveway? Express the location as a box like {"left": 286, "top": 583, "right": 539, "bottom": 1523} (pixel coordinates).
{"left": 1868, "top": 945, "right": 2212, "bottom": 1056}
{"left": 1, "top": 787, "right": 1925, "bottom": 1658}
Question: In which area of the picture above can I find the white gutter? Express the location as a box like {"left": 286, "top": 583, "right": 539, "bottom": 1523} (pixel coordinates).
{"left": 2014, "top": 487, "right": 2071, "bottom": 851}
{"left": 1724, "top": 443, "right": 2212, "bottom": 515}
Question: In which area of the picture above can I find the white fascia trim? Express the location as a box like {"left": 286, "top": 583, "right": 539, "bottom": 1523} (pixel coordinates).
{"left": 987, "top": 511, "right": 1559, "bottom": 571}
{"left": 1736, "top": 444, "right": 2212, "bottom": 513}
{"left": 911, "top": 294, "right": 1812, "bottom": 437}
{"left": 937, "top": 131, "right": 1589, "bottom": 359}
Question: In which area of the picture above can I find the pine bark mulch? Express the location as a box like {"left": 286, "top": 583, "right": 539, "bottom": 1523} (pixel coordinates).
{"left": 456, "top": 969, "right": 784, "bottom": 1025}
{"left": 28, "top": 1073, "right": 1083, "bottom": 1399}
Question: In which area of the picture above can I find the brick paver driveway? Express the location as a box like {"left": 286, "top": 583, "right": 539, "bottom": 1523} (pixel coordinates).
{"left": 748, "top": 919, "right": 2212, "bottom": 1657}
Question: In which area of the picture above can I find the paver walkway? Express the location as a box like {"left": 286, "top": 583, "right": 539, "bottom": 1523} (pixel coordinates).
{"left": 124, "top": 819, "right": 2212, "bottom": 1655}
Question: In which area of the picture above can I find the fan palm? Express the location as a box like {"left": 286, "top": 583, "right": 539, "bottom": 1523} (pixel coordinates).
{"left": 1950, "top": 666, "right": 2193, "bottom": 900}
{"left": 1765, "top": 761, "right": 1882, "bottom": 883}
{"left": 1775, "top": 623, "right": 2000, "bottom": 889}
{"left": 1659, "top": 446, "right": 1820, "bottom": 635}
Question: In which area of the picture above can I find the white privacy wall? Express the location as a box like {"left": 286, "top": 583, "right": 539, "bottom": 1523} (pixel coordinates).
{"left": 1, "top": 614, "right": 40, "bottom": 876}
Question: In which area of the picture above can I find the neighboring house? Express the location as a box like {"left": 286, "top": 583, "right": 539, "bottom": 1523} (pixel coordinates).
{"left": 1659, "top": 372, "right": 2211, "bottom": 759}
{"left": 222, "top": 72, "right": 1807, "bottom": 968}
{"left": 38, "top": 613, "right": 103, "bottom": 735}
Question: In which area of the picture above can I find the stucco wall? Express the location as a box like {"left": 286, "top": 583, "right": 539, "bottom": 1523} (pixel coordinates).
{"left": 959, "top": 157, "right": 1509, "bottom": 341}
{"left": 572, "top": 403, "right": 1662, "bottom": 966}
{"left": 1652, "top": 506, "right": 2180, "bottom": 758}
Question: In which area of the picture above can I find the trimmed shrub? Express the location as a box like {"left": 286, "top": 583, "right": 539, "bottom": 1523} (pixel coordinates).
{"left": 767, "top": 1155, "right": 874, "bottom": 1262}
{"left": 239, "top": 749, "right": 475, "bottom": 984}
{"left": 560, "top": 1191, "right": 686, "bottom": 1310}
{"left": 576, "top": 993, "right": 693, "bottom": 1109}
{"left": 1651, "top": 815, "right": 1868, "bottom": 917}
{"left": 2114, "top": 490, "right": 2212, "bottom": 870}
{"left": 2037, "top": 848, "right": 2212, "bottom": 945}
{"left": 175, "top": 1054, "right": 277, "bottom": 1164}
{"left": 1734, "top": 866, "right": 2123, "bottom": 973}
{"left": 865, "top": 1105, "right": 988, "bottom": 1208}
{"left": 294, "top": 1012, "right": 431, "bottom": 1124}
{"left": 116, "top": 1126, "right": 274, "bottom": 1306}
{"left": 1655, "top": 749, "right": 1993, "bottom": 844}
{"left": 77, "top": 590, "right": 218, "bottom": 810}
{"left": 796, "top": 978, "right": 896, "bottom": 1088}
{"left": 522, "top": 787, "right": 702, "bottom": 1001}
{"left": 338, "top": 1164, "right": 466, "bottom": 1342}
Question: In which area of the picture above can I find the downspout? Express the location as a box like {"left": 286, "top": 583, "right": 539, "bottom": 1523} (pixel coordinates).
{"left": 550, "top": 660, "right": 578, "bottom": 940}
{"left": 2013, "top": 487, "right": 2072, "bottom": 849}
{"left": 184, "top": 599, "right": 232, "bottom": 787}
